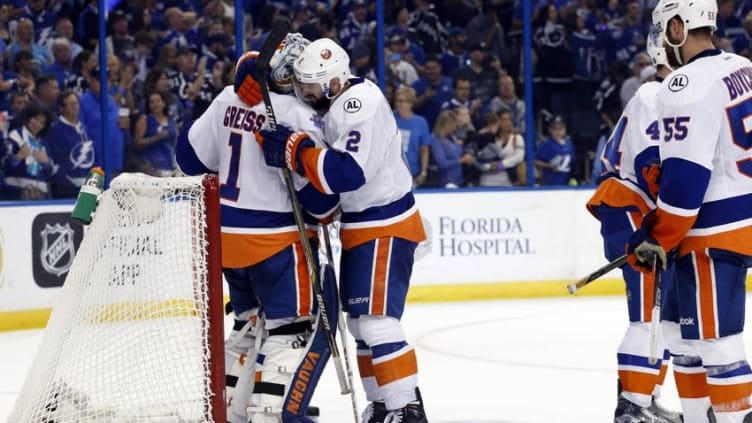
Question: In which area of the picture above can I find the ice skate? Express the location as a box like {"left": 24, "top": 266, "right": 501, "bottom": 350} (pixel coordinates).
{"left": 361, "top": 401, "right": 386, "bottom": 423}
{"left": 648, "top": 397, "right": 683, "bottom": 423}
{"left": 615, "top": 395, "right": 676, "bottom": 423}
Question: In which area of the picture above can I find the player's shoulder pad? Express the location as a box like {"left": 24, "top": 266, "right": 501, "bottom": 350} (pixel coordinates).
{"left": 633, "top": 80, "right": 660, "bottom": 109}
{"left": 333, "top": 79, "right": 381, "bottom": 122}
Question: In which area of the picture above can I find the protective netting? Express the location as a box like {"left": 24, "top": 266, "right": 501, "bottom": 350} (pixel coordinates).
{"left": 10, "top": 174, "right": 220, "bottom": 423}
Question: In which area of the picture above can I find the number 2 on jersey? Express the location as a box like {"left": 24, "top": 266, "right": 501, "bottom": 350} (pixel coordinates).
{"left": 727, "top": 98, "right": 752, "bottom": 178}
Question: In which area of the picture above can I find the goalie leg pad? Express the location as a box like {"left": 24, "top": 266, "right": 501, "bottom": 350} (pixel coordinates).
{"left": 250, "top": 314, "right": 332, "bottom": 422}
{"left": 225, "top": 307, "right": 263, "bottom": 423}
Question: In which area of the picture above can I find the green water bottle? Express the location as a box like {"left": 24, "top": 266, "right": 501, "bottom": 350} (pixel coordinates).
{"left": 71, "top": 167, "right": 105, "bottom": 225}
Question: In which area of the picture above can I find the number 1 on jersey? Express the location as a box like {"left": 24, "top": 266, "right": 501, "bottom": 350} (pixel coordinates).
{"left": 220, "top": 132, "right": 242, "bottom": 201}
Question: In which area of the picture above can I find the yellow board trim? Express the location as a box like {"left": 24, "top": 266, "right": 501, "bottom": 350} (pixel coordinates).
{"left": 3, "top": 276, "right": 752, "bottom": 332}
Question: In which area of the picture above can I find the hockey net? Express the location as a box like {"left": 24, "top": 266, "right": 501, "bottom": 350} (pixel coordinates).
{"left": 10, "top": 173, "right": 226, "bottom": 423}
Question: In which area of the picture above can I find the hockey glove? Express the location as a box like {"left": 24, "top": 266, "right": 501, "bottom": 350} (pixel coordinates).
{"left": 625, "top": 211, "right": 667, "bottom": 273}
{"left": 255, "top": 124, "right": 314, "bottom": 175}
{"left": 641, "top": 163, "right": 661, "bottom": 199}
{"left": 234, "top": 51, "right": 263, "bottom": 107}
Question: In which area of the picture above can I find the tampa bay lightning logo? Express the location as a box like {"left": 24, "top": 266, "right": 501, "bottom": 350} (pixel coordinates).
{"left": 69, "top": 140, "right": 95, "bottom": 169}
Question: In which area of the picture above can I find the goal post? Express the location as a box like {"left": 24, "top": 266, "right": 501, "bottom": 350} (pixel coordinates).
{"left": 11, "top": 173, "right": 226, "bottom": 423}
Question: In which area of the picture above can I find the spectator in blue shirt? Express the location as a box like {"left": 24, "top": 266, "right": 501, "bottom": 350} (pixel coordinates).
{"left": 534, "top": 115, "right": 575, "bottom": 186}
{"left": 412, "top": 55, "right": 453, "bottom": 128}
{"left": 133, "top": 91, "right": 177, "bottom": 176}
{"left": 48, "top": 90, "right": 95, "bottom": 198}
{"left": 394, "top": 86, "right": 432, "bottom": 187}
{"left": 1, "top": 103, "right": 53, "bottom": 199}
{"left": 43, "top": 38, "right": 74, "bottom": 91}
{"left": 79, "top": 66, "right": 124, "bottom": 174}
{"left": 440, "top": 27, "right": 468, "bottom": 78}
{"left": 430, "top": 108, "right": 476, "bottom": 188}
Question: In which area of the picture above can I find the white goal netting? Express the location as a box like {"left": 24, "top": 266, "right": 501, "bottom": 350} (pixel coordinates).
{"left": 10, "top": 174, "right": 224, "bottom": 423}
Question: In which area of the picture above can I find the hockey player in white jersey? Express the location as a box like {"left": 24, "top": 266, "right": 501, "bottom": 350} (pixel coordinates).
{"left": 176, "top": 33, "right": 340, "bottom": 423}
{"left": 589, "top": 30, "right": 713, "bottom": 423}
{"left": 254, "top": 38, "right": 428, "bottom": 423}
{"left": 626, "top": 1, "right": 752, "bottom": 422}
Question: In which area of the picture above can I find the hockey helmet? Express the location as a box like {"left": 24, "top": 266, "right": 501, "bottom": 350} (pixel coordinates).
{"left": 293, "top": 38, "right": 351, "bottom": 100}
{"left": 652, "top": 0, "right": 717, "bottom": 63}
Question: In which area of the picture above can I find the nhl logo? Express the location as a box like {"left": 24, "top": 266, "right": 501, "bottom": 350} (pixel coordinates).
{"left": 40, "top": 223, "right": 76, "bottom": 277}
{"left": 668, "top": 74, "right": 689, "bottom": 92}
{"left": 320, "top": 49, "right": 332, "bottom": 60}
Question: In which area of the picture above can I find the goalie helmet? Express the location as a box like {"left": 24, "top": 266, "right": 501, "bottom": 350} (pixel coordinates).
{"left": 269, "top": 33, "right": 310, "bottom": 94}
{"left": 293, "top": 38, "right": 351, "bottom": 100}
{"left": 651, "top": 0, "right": 717, "bottom": 64}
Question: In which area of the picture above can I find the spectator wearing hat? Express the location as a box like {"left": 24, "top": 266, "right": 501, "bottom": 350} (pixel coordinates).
{"left": 43, "top": 38, "right": 74, "bottom": 91}
{"left": 413, "top": 55, "right": 453, "bottom": 128}
{"left": 440, "top": 27, "right": 467, "bottom": 77}
{"left": 103, "top": 10, "right": 135, "bottom": 65}
{"left": 167, "top": 46, "right": 206, "bottom": 125}
{"left": 466, "top": 0, "right": 507, "bottom": 66}
{"left": 394, "top": 86, "right": 432, "bottom": 187}
{"left": 453, "top": 42, "right": 500, "bottom": 106}
{"left": 338, "top": 0, "right": 371, "bottom": 51}
{"left": 408, "top": 0, "right": 447, "bottom": 55}
{"left": 79, "top": 65, "right": 125, "bottom": 174}
{"left": 387, "top": 27, "right": 425, "bottom": 71}
{"left": 534, "top": 115, "right": 575, "bottom": 186}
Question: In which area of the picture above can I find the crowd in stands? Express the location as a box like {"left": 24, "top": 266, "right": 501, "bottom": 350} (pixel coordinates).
{"left": 2, "top": 0, "right": 752, "bottom": 200}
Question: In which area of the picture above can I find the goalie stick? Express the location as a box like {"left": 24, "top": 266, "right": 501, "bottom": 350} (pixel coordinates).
{"left": 566, "top": 254, "right": 626, "bottom": 294}
{"left": 255, "top": 20, "right": 352, "bottom": 396}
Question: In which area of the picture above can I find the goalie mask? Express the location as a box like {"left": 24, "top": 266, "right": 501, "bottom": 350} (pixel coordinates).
{"left": 269, "top": 33, "right": 311, "bottom": 94}
{"left": 651, "top": 0, "right": 717, "bottom": 65}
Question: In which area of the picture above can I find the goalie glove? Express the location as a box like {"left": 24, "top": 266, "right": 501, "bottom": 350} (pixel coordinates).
{"left": 255, "top": 124, "right": 314, "bottom": 175}
{"left": 234, "top": 51, "right": 263, "bottom": 107}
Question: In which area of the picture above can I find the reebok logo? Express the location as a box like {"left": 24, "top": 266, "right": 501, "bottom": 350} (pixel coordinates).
{"left": 679, "top": 317, "right": 695, "bottom": 326}
{"left": 285, "top": 351, "right": 320, "bottom": 414}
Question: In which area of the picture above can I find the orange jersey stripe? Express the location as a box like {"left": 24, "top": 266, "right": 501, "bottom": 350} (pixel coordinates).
{"left": 707, "top": 382, "right": 752, "bottom": 410}
{"left": 586, "top": 178, "right": 653, "bottom": 218}
{"left": 341, "top": 211, "right": 426, "bottom": 249}
{"left": 221, "top": 230, "right": 316, "bottom": 268}
{"left": 294, "top": 242, "right": 312, "bottom": 316}
{"left": 658, "top": 362, "right": 669, "bottom": 385}
{"left": 373, "top": 349, "right": 418, "bottom": 386}
{"left": 674, "top": 371, "right": 710, "bottom": 399}
{"left": 679, "top": 226, "right": 752, "bottom": 257}
{"left": 357, "top": 354, "right": 375, "bottom": 378}
{"left": 370, "top": 238, "right": 391, "bottom": 315}
{"left": 618, "top": 370, "right": 659, "bottom": 395}
{"left": 695, "top": 251, "right": 717, "bottom": 339}
{"left": 652, "top": 209, "right": 697, "bottom": 252}
{"left": 299, "top": 148, "right": 328, "bottom": 193}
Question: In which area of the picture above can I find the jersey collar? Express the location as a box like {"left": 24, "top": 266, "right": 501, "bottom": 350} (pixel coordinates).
{"left": 687, "top": 48, "right": 722, "bottom": 64}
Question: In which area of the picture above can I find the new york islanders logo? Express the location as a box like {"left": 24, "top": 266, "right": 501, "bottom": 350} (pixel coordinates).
{"left": 320, "top": 49, "right": 332, "bottom": 60}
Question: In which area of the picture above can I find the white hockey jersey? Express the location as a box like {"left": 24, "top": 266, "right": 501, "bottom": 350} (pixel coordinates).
{"left": 178, "top": 86, "right": 328, "bottom": 267}
{"left": 588, "top": 80, "right": 660, "bottom": 217}
{"left": 296, "top": 78, "right": 426, "bottom": 249}
{"left": 652, "top": 50, "right": 752, "bottom": 256}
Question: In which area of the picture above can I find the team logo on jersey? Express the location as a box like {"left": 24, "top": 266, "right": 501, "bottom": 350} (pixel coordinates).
{"left": 668, "top": 74, "right": 689, "bottom": 92}
{"left": 32, "top": 213, "right": 84, "bottom": 288}
{"left": 320, "top": 49, "right": 331, "bottom": 60}
{"left": 343, "top": 98, "right": 362, "bottom": 113}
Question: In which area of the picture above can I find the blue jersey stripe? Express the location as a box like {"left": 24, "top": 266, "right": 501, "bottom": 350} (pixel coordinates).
{"left": 341, "top": 192, "right": 415, "bottom": 224}
{"left": 694, "top": 192, "right": 752, "bottom": 229}
{"left": 617, "top": 352, "right": 662, "bottom": 370}
{"left": 221, "top": 205, "right": 317, "bottom": 228}
{"left": 323, "top": 150, "right": 366, "bottom": 193}
{"left": 298, "top": 183, "right": 339, "bottom": 216}
{"left": 175, "top": 122, "right": 212, "bottom": 175}
{"left": 659, "top": 158, "right": 711, "bottom": 212}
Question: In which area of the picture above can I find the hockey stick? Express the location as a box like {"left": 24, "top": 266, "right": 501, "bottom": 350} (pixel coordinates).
{"left": 255, "top": 20, "right": 351, "bottom": 395}
{"left": 566, "top": 254, "right": 626, "bottom": 294}
{"left": 648, "top": 257, "right": 663, "bottom": 365}
{"left": 321, "top": 224, "right": 360, "bottom": 422}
